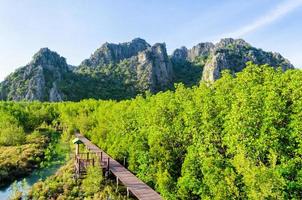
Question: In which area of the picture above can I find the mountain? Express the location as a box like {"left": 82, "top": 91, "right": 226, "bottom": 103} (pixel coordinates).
{"left": 0, "top": 38, "right": 294, "bottom": 101}
{"left": 80, "top": 38, "right": 151, "bottom": 67}
{"left": 202, "top": 38, "right": 294, "bottom": 81}
{"left": 78, "top": 40, "right": 173, "bottom": 93}
{"left": 0, "top": 48, "right": 71, "bottom": 101}
{"left": 63, "top": 40, "right": 173, "bottom": 100}
{"left": 171, "top": 38, "right": 294, "bottom": 83}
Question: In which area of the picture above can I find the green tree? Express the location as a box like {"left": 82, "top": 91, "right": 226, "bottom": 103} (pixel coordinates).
{"left": 0, "top": 112, "right": 25, "bottom": 146}
{"left": 82, "top": 166, "right": 104, "bottom": 196}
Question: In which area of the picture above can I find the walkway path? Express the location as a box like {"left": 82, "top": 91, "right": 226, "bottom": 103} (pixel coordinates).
{"left": 75, "top": 133, "right": 162, "bottom": 200}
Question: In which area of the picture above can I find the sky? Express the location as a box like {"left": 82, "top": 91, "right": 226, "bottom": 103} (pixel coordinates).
{"left": 0, "top": 0, "right": 301, "bottom": 81}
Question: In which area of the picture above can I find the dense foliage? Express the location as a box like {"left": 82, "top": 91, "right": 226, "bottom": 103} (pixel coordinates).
{"left": 0, "top": 113, "right": 25, "bottom": 146}
{"left": 0, "top": 102, "right": 59, "bottom": 186}
{"left": 55, "top": 63, "right": 302, "bottom": 199}
{"left": 27, "top": 161, "right": 129, "bottom": 200}
{"left": 1, "top": 62, "right": 302, "bottom": 199}
{"left": 0, "top": 134, "right": 48, "bottom": 187}
{"left": 171, "top": 56, "right": 206, "bottom": 87}
{"left": 59, "top": 60, "right": 139, "bottom": 101}
{"left": 62, "top": 55, "right": 208, "bottom": 101}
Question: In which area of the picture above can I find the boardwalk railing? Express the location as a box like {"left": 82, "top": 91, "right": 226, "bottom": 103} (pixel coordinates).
{"left": 74, "top": 153, "right": 96, "bottom": 174}
{"left": 74, "top": 133, "right": 162, "bottom": 200}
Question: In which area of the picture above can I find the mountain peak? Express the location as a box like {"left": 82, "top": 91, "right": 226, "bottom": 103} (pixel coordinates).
{"left": 33, "top": 47, "right": 60, "bottom": 58}
{"left": 131, "top": 37, "right": 148, "bottom": 44}
{"left": 216, "top": 38, "right": 251, "bottom": 48}
{"left": 0, "top": 47, "right": 69, "bottom": 101}
{"left": 81, "top": 38, "right": 151, "bottom": 67}
{"left": 36, "top": 47, "right": 52, "bottom": 53}
{"left": 171, "top": 42, "right": 214, "bottom": 61}
{"left": 31, "top": 48, "right": 67, "bottom": 69}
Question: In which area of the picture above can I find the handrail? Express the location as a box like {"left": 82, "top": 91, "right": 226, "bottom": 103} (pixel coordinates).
{"left": 74, "top": 133, "right": 162, "bottom": 200}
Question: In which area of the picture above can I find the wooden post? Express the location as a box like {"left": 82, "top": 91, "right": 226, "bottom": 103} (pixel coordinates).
{"left": 127, "top": 187, "right": 129, "bottom": 198}
{"left": 123, "top": 157, "right": 126, "bottom": 166}
{"left": 92, "top": 158, "right": 95, "bottom": 166}
{"left": 76, "top": 144, "right": 79, "bottom": 155}
{"left": 116, "top": 176, "right": 119, "bottom": 192}
{"left": 86, "top": 152, "right": 89, "bottom": 160}
{"left": 78, "top": 159, "right": 81, "bottom": 174}
{"left": 106, "top": 157, "right": 110, "bottom": 177}
{"left": 100, "top": 152, "right": 103, "bottom": 163}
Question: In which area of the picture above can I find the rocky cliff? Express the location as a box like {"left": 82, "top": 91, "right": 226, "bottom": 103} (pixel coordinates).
{"left": 0, "top": 48, "right": 69, "bottom": 101}
{"left": 134, "top": 43, "right": 173, "bottom": 92}
{"left": 72, "top": 39, "right": 173, "bottom": 100}
{"left": 202, "top": 38, "right": 294, "bottom": 82}
{"left": 172, "top": 42, "right": 214, "bottom": 62}
{"left": 171, "top": 38, "right": 293, "bottom": 83}
{"left": 80, "top": 38, "right": 150, "bottom": 67}
{"left": 0, "top": 38, "right": 295, "bottom": 101}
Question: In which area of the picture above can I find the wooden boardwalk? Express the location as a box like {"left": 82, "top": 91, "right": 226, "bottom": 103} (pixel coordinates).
{"left": 75, "top": 133, "right": 162, "bottom": 200}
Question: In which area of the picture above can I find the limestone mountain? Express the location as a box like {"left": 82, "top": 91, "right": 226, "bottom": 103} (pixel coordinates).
{"left": 66, "top": 40, "right": 173, "bottom": 100}
{"left": 0, "top": 38, "right": 294, "bottom": 101}
{"left": 0, "top": 48, "right": 70, "bottom": 101}
{"left": 202, "top": 38, "right": 294, "bottom": 82}
{"left": 171, "top": 38, "right": 293, "bottom": 85}
{"left": 80, "top": 38, "right": 151, "bottom": 67}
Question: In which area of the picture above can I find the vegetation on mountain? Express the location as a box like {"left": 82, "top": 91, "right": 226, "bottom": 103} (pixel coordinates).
{"left": 59, "top": 60, "right": 140, "bottom": 101}
{"left": 201, "top": 38, "right": 293, "bottom": 81}
{"left": 171, "top": 55, "right": 207, "bottom": 87}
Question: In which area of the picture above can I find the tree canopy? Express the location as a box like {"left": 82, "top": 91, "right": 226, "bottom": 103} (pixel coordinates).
{"left": 1, "top": 62, "right": 302, "bottom": 199}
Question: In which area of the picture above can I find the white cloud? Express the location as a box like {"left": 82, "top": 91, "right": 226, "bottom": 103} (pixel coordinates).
{"left": 221, "top": 0, "right": 302, "bottom": 38}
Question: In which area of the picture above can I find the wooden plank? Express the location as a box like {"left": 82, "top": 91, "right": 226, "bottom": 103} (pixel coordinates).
{"left": 75, "top": 133, "right": 162, "bottom": 200}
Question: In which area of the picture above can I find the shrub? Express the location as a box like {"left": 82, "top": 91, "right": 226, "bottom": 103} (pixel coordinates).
{"left": 82, "top": 166, "right": 104, "bottom": 196}
{"left": 0, "top": 113, "right": 25, "bottom": 146}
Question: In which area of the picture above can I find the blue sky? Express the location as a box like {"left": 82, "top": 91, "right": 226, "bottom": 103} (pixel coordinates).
{"left": 0, "top": 0, "right": 301, "bottom": 81}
